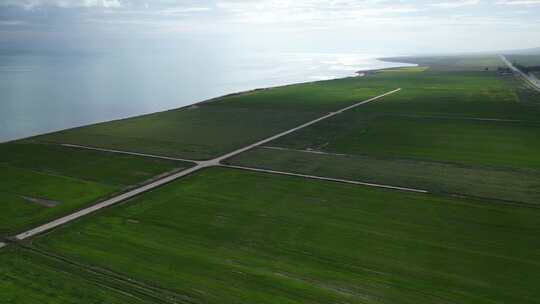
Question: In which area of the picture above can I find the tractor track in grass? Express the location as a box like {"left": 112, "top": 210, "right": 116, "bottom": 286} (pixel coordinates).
{"left": 4, "top": 89, "right": 403, "bottom": 246}
{"left": 221, "top": 164, "right": 428, "bottom": 193}
{"left": 17, "top": 244, "right": 200, "bottom": 304}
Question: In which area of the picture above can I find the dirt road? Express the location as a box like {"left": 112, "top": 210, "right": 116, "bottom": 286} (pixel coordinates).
{"left": 500, "top": 55, "right": 540, "bottom": 92}
{"left": 9, "top": 88, "right": 402, "bottom": 243}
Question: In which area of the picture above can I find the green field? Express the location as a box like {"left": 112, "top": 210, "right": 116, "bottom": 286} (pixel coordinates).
{"left": 229, "top": 147, "right": 540, "bottom": 204}
{"left": 33, "top": 59, "right": 540, "bottom": 161}
{"left": 3, "top": 54, "right": 540, "bottom": 303}
{"left": 271, "top": 115, "right": 540, "bottom": 170}
{"left": 228, "top": 64, "right": 540, "bottom": 204}
{"left": 0, "top": 142, "right": 190, "bottom": 236}
{"left": 35, "top": 168, "right": 540, "bottom": 304}
{"left": 34, "top": 79, "right": 395, "bottom": 160}
{"left": 363, "top": 69, "right": 540, "bottom": 120}
{"left": 0, "top": 247, "right": 146, "bottom": 304}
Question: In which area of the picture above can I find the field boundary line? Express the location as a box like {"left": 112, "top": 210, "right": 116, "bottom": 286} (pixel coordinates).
{"left": 376, "top": 113, "right": 532, "bottom": 123}
{"left": 260, "top": 146, "right": 349, "bottom": 157}
{"left": 5, "top": 88, "right": 401, "bottom": 244}
{"left": 221, "top": 164, "right": 428, "bottom": 194}
{"left": 60, "top": 144, "right": 199, "bottom": 164}
{"left": 59, "top": 88, "right": 401, "bottom": 164}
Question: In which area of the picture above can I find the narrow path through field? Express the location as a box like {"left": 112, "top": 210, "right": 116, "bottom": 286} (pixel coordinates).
{"left": 61, "top": 144, "right": 196, "bottom": 163}
{"left": 260, "top": 146, "right": 349, "bottom": 156}
{"left": 5, "top": 88, "right": 402, "bottom": 245}
{"left": 222, "top": 165, "right": 428, "bottom": 193}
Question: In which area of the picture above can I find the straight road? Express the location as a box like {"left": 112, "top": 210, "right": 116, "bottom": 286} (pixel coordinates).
{"left": 10, "top": 88, "right": 402, "bottom": 243}
{"left": 214, "top": 88, "right": 402, "bottom": 163}
{"left": 222, "top": 165, "right": 428, "bottom": 193}
{"left": 15, "top": 165, "right": 205, "bottom": 240}
{"left": 500, "top": 55, "right": 540, "bottom": 92}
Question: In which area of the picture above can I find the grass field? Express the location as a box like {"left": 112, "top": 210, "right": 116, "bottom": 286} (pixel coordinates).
{"left": 34, "top": 79, "right": 396, "bottom": 160}
{"left": 228, "top": 60, "right": 540, "bottom": 204}
{"left": 0, "top": 247, "right": 145, "bottom": 304}
{"left": 0, "top": 142, "right": 190, "bottom": 236}
{"left": 364, "top": 70, "right": 540, "bottom": 120}
{"left": 35, "top": 168, "right": 540, "bottom": 304}
{"left": 3, "top": 54, "right": 540, "bottom": 303}
{"left": 228, "top": 147, "right": 540, "bottom": 204}
{"left": 33, "top": 60, "right": 540, "bottom": 160}
{"left": 271, "top": 114, "right": 540, "bottom": 171}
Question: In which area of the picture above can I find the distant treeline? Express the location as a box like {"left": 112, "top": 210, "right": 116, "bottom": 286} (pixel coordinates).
{"left": 514, "top": 63, "right": 540, "bottom": 73}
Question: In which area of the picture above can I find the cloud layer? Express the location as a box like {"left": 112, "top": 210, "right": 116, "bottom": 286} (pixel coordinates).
{"left": 1, "top": 0, "right": 539, "bottom": 54}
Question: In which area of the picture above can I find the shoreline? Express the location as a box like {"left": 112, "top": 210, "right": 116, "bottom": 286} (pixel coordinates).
{"left": 2, "top": 57, "right": 414, "bottom": 144}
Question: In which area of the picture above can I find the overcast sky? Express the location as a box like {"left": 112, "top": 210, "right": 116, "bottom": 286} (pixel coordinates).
{"left": 1, "top": 0, "right": 539, "bottom": 55}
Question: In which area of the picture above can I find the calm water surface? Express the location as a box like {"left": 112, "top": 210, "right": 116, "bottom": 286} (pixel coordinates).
{"left": 0, "top": 51, "right": 412, "bottom": 142}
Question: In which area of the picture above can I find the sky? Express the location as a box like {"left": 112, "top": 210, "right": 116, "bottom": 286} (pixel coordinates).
{"left": 0, "top": 0, "right": 539, "bottom": 55}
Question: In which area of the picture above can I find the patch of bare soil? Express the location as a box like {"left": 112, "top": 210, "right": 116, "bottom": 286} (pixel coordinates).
{"left": 21, "top": 196, "right": 61, "bottom": 207}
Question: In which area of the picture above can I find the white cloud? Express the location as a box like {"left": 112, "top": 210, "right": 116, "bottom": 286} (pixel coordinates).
{"left": 430, "top": 0, "right": 480, "bottom": 8}
{"left": 0, "top": 0, "right": 123, "bottom": 9}
{"left": 1, "top": 0, "right": 539, "bottom": 55}
{"left": 215, "top": 0, "right": 419, "bottom": 24}
{"left": 497, "top": 0, "right": 540, "bottom": 4}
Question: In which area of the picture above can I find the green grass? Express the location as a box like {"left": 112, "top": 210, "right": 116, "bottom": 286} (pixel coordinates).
{"left": 3, "top": 54, "right": 540, "bottom": 303}
{"left": 502, "top": 73, "right": 540, "bottom": 106}
{"left": 36, "top": 168, "right": 540, "bottom": 304}
{"left": 228, "top": 147, "right": 540, "bottom": 204}
{"left": 363, "top": 70, "right": 540, "bottom": 120}
{"left": 31, "top": 53, "right": 540, "bottom": 160}
{"left": 34, "top": 79, "right": 394, "bottom": 160}
{"left": 272, "top": 114, "right": 540, "bottom": 171}
{"left": 0, "top": 142, "right": 190, "bottom": 236}
{"left": 0, "top": 166, "right": 115, "bottom": 236}
{"left": 33, "top": 65, "right": 540, "bottom": 159}
{"left": 0, "top": 142, "right": 187, "bottom": 186}
{"left": 228, "top": 62, "right": 540, "bottom": 204}
{"left": 0, "top": 247, "right": 146, "bottom": 304}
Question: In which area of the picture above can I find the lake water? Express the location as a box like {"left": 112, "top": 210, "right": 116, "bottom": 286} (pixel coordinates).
{"left": 0, "top": 51, "right": 412, "bottom": 142}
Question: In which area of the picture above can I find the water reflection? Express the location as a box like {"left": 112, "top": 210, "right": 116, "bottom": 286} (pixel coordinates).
{"left": 0, "top": 51, "right": 412, "bottom": 142}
